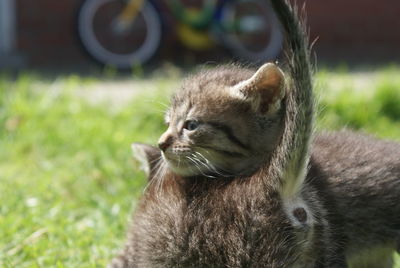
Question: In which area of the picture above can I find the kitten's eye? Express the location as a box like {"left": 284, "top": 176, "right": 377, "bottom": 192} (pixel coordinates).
{"left": 184, "top": 120, "right": 199, "bottom": 131}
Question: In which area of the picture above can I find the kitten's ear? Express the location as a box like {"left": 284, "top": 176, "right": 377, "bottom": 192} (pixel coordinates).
{"left": 131, "top": 143, "right": 161, "bottom": 179}
{"left": 231, "top": 63, "right": 285, "bottom": 114}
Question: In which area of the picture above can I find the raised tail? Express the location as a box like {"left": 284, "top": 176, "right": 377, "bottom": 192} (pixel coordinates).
{"left": 268, "top": 0, "right": 314, "bottom": 197}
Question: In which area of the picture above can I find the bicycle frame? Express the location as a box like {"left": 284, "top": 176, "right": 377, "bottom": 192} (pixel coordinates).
{"left": 117, "top": 0, "right": 146, "bottom": 23}
{"left": 115, "top": 0, "right": 262, "bottom": 51}
{"left": 118, "top": 0, "right": 234, "bottom": 30}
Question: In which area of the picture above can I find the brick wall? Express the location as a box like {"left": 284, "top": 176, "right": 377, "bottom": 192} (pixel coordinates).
{"left": 15, "top": 0, "right": 400, "bottom": 66}
{"left": 17, "top": 0, "right": 83, "bottom": 64}
{"left": 301, "top": 0, "right": 400, "bottom": 61}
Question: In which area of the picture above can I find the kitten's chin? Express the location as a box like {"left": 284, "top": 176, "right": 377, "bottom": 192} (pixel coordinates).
{"left": 168, "top": 164, "right": 200, "bottom": 177}
{"left": 162, "top": 155, "right": 202, "bottom": 177}
{"left": 163, "top": 154, "right": 260, "bottom": 178}
{"left": 165, "top": 160, "right": 202, "bottom": 177}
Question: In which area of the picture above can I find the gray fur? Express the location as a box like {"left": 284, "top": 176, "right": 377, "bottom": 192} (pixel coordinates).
{"left": 110, "top": 132, "right": 400, "bottom": 267}
{"left": 312, "top": 131, "right": 400, "bottom": 265}
{"left": 108, "top": 0, "right": 400, "bottom": 267}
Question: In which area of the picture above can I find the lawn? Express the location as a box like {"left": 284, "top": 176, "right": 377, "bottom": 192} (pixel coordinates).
{"left": 1, "top": 66, "right": 399, "bottom": 267}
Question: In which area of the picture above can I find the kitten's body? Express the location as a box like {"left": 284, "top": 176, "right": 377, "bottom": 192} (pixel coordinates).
{"left": 109, "top": 0, "right": 400, "bottom": 267}
{"left": 112, "top": 131, "right": 400, "bottom": 267}
{"left": 312, "top": 132, "right": 400, "bottom": 266}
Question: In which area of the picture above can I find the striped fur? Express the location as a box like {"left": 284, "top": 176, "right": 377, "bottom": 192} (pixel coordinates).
{"left": 108, "top": 0, "right": 400, "bottom": 267}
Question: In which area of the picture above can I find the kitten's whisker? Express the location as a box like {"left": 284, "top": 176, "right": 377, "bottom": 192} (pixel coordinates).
{"left": 155, "top": 161, "right": 168, "bottom": 198}
{"left": 152, "top": 100, "right": 169, "bottom": 109}
{"left": 142, "top": 99, "right": 169, "bottom": 109}
{"left": 186, "top": 156, "right": 204, "bottom": 174}
{"left": 187, "top": 156, "right": 217, "bottom": 179}
{"left": 142, "top": 157, "right": 165, "bottom": 194}
{"left": 151, "top": 158, "right": 168, "bottom": 198}
{"left": 190, "top": 155, "right": 219, "bottom": 179}
{"left": 191, "top": 153, "right": 221, "bottom": 178}
{"left": 148, "top": 155, "right": 162, "bottom": 164}
{"left": 195, "top": 152, "right": 230, "bottom": 178}
{"left": 200, "top": 150, "right": 232, "bottom": 177}
{"left": 191, "top": 154, "right": 211, "bottom": 171}
{"left": 143, "top": 160, "right": 160, "bottom": 192}
{"left": 194, "top": 152, "right": 219, "bottom": 173}
{"left": 140, "top": 100, "right": 169, "bottom": 115}
{"left": 147, "top": 156, "right": 163, "bottom": 174}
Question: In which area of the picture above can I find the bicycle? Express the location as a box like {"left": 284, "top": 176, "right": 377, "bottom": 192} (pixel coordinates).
{"left": 77, "top": 0, "right": 283, "bottom": 69}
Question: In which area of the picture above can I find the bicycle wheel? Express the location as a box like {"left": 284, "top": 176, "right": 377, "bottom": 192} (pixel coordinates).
{"left": 78, "top": 0, "right": 162, "bottom": 68}
{"left": 218, "top": 0, "right": 283, "bottom": 63}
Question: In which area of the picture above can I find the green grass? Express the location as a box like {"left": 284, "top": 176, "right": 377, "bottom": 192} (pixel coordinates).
{"left": 315, "top": 66, "right": 400, "bottom": 140}
{"left": 0, "top": 67, "right": 399, "bottom": 267}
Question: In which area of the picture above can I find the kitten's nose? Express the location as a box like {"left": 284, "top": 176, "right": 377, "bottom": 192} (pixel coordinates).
{"left": 158, "top": 134, "right": 173, "bottom": 152}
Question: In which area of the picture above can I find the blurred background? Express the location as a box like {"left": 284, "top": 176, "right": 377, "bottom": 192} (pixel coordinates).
{"left": 1, "top": 0, "right": 400, "bottom": 267}
{"left": 1, "top": 0, "right": 399, "bottom": 69}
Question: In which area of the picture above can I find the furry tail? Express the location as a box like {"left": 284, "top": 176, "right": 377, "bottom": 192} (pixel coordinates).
{"left": 269, "top": 0, "right": 314, "bottom": 195}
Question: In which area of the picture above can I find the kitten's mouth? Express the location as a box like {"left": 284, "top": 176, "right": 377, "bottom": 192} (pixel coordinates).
{"left": 163, "top": 157, "right": 197, "bottom": 177}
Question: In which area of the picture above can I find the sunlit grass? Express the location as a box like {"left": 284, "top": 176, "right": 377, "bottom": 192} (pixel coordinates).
{"left": 0, "top": 73, "right": 170, "bottom": 267}
{"left": 0, "top": 66, "right": 399, "bottom": 266}
{"left": 315, "top": 66, "right": 400, "bottom": 140}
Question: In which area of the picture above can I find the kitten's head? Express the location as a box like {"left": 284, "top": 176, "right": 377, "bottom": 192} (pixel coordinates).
{"left": 158, "top": 63, "right": 286, "bottom": 177}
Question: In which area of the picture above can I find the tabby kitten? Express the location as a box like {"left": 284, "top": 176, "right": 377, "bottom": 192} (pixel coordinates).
{"left": 109, "top": 0, "right": 400, "bottom": 267}
{"left": 109, "top": 0, "right": 322, "bottom": 266}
